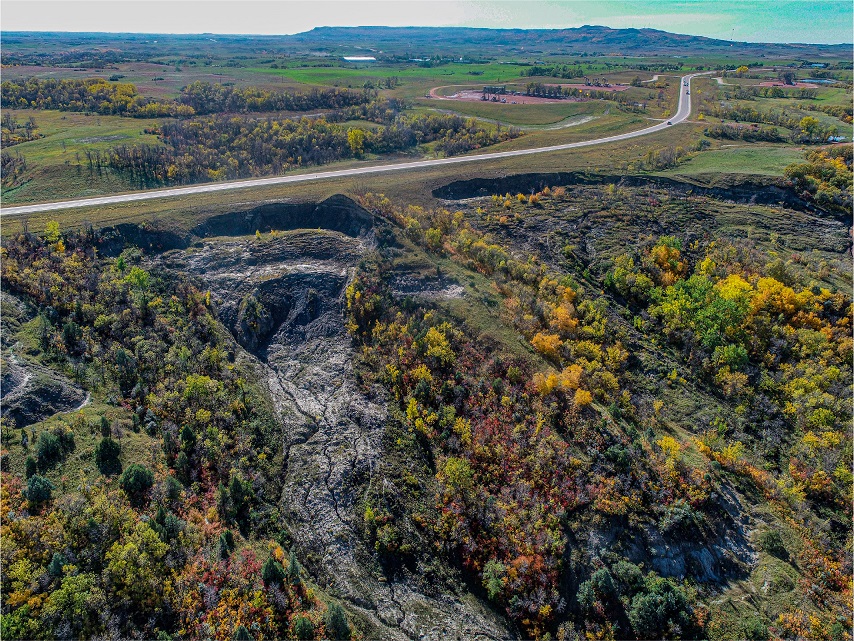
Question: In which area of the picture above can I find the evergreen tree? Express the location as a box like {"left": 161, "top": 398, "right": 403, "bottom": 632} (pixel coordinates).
{"left": 324, "top": 603, "right": 351, "bottom": 640}
{"left": 232, "top": 624, "right": 252, "bottom": 641}
{"left": 288, "top": 549, "right": 302, "bottom": 585}
{"left": 261, "top": 556, "right": 286, "bottom": 587}
{"left": 94, "top": 436, "right": 122, "bottom": 475}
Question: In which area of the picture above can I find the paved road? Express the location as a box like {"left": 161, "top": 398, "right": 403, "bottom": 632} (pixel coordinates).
{"left": 1, "top": 72, "right": 709, "bottom": 217}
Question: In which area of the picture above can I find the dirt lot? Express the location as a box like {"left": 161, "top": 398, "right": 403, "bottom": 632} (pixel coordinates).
{"left": 428, "top": 83, "right": 630, "bottom": 104}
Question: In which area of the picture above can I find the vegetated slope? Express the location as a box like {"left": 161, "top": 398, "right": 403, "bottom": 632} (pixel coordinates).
{"left": 346, "top": 179, "right": 851, "bottom": 638}
{"left": 1, "top": 176, "right": 850, "bottom": 640}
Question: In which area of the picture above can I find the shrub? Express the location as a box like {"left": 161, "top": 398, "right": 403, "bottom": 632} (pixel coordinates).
{"left": 26, "top": 475, "right": 54, "bottom": 505}
{"left": 94, "top": 436, "right": 122, "bottom": 475}
{"left": 119, "top": 464, "right": 154, "bottom": 505}
{"left": 36, "top": 432, "right": 61, "bottom": 470}
{"left": 292, "top": 617, "right": 314, "bottom": 640}
{"left": 261, "top": 557, "right": 286, "bottom": 586}
{"left": 324, "top": 603, "right": 351, "bottom": 640}
{"left": 628, "top": 576, "right": 696, "bottom": 640}
{"left": 757, "top": 529, "right": 787, "bottom": 559}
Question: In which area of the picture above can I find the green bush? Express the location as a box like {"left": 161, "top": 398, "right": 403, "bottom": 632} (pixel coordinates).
{"left": 324, "top": 603, "right": 351, "bottom": 640}
{"left": 26, "top": 475, "right": 54, "bottom": 505}
{"left": 261, "top": 557, "right": 286, "bottom": 586}
{"left": 628, "top": 576, "right": 696, "bottom": 640}
{"left": 232, "top": 624, "right": 252, "bottom": 640}
{"left": 94, "top": 436, "right": 122, "bottom": 475}
{"left": 757, "top": 529, "right": 787, "bottom": 559}
{"left": 292, "top": 617, "right": 314, "bottom": 640}
{"left": 119, "top": 464, "right": 154, "bottom": 505}
{"left": 36, "top": 432, "right": 61, "bottom": 470}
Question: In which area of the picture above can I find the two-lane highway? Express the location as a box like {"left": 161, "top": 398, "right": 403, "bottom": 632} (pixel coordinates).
{"left": 1, "top": 73, "right": 710, "bottom": 217}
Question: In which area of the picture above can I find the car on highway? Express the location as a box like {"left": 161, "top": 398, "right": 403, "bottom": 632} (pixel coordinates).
{"left": 667, "top": 120, "right": 672, "bottom": 125}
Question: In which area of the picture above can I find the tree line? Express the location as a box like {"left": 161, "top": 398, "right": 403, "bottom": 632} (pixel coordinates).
{"left": 101, "top": 111, "right": 521, "bottom": 186}
{"left": 1, "top": 77, "right": 375, "bottom": 118}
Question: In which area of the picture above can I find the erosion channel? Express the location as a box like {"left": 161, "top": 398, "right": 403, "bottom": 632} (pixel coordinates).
{"left": 161, "top": 196, "right": 508, "bottom": 640}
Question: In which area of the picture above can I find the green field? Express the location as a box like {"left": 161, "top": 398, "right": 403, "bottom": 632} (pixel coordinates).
{"left": 663, "top": 145, "right": 806, "bottom": 176}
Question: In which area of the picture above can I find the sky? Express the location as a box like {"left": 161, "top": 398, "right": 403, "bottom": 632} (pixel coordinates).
{"left": 2, "top": 0, "right": 852, "bottom": 44}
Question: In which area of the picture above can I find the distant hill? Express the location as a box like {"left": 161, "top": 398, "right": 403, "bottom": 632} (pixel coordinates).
{"left": 1, "top": 26, "right": 850, "bottom": 63}
{"left": 287, "top": 25, "right": 851, "bottom": 59}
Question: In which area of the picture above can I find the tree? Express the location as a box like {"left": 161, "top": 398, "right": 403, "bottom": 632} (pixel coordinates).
{"left": 292, "top": 617, "right": 314, "bottom": 640}
{"left": 347, "top": 128, "right": 366, "bottom": 157}
{"left": 175, "top": 451, "right": 190, "bottom": 484}
{"left": 232, "top": 624, "right": 253, "bottom": 641}
{"left": 119, "top": 463, "right": 154, "bottom": 506}
{"left": 261, "top": 556, "right": 286, "bottom": 586}
{"left": 288, "top": 549, "right": 302, "bottom": 585}
{"left": 324, "top": 603, "right": 351, "bottom": 640}
{"left": 48, "top": 552, "right": 67, "bottom": 577}
{"left": 628, "top": 576, "right": 696, "bottom": 640}
{"left": 229, "top": 475, "right": 246, "bottom": 519}
{"left": 165, "top": 474, "right": 182, "bottom": 500}
{"left": 482, "top": 559, "right": 506, "bottom": 601}
{"left": 799, "top": 116, "right": 820, "bottom": 137}
{"left": 41, "top": 573, "right": 106, "bottom": 639}
{"left": 180, "top": 424, "right": 196, "bottom": 451}
{"left": 94, "top": 436, "right": 122, "bottom": 475}
{"left": 44, "top": 220, "right": 61, "bottom": 243}
{"left": 36, "top": 431, "right": 62, "bottom": 470}
{"left": 26, "top": 475, "right": 54, "bottom": 505}
{"left": 218, "top": 529, "right": 235, "bottom": 559}
{"left": 104, "top": 522, "right": 169, "bottom": 611}
{"left": 778, "top": 70, "right": 796, "bottom": 85}
{"left": 24, "top": 456, "right": 37, "bottom": 479}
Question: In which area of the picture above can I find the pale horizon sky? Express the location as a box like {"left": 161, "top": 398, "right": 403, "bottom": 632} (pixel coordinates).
{"left": 2, "top": 0, "right": 852, "bottom": 45}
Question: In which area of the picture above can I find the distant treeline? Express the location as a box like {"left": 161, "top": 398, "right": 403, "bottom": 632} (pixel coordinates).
{"left": 796, "top": 103, "right": 853, "bottom": 124}
{"left": 0, "top": 78, "right": 375, "bottom": 117}
{"left": 1, "top": 78, "right": 195, "bottom": 117}
{"left": 703, "top": 104, "right": 839, "bottom": 143}
{"left": 177, "top": 81, "right": 375, "bottom": 114}
{"left": 524, "top": 62, "right": 685, "bottom": 78}
{"left": 98, "top": 111, "right": 521, "bottom": 186}
{"left": 524, "top": 82, "right": 647, "bottom": 109}
{"left": 725, "top": 85, "right": 820, "bottom": 101}
{"left": 524, "top": 64, "right": 586, "bottom": 79}
{"left": 703, "top": 123, "right": 784, "bottom": 142}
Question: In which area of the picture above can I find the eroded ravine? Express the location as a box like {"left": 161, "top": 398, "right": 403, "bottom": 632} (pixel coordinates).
{"left": 169, "top": 226, "right": 509, "bottom": 640}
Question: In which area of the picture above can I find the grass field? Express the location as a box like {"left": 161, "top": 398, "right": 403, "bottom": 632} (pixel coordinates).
{"left": 663, "top": 145, "right": 806, "bottom": 176}
{"left": 2, "top": 109, "right": 162, "bottom": 204}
